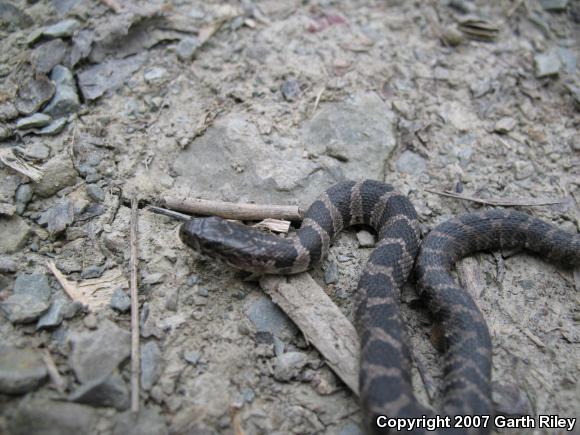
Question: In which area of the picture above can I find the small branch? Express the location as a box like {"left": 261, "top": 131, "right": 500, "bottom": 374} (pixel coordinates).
{"left": 161, "top": 196, "right": 303, "bottom": 221}
{"left": 146, "top": 205, "right": 191, "bottom": 222}
{"left": 130, "top": 198, "right": 140, "bottom": 413}
{"left": 424, "top": 188, "right": 566, "bottom": 207}
{"left": 42, "top": 350, "right": 66, "bottom": 394}
{"left": 46, "top": 261, "right": 79, "bottom": 301}
{"left": 312, "top": 86, "right": 325, "bottom": 115}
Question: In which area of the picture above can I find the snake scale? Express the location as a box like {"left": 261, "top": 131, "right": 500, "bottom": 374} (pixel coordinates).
{"left": 179, "top": 180, "right": 580, "bottom": 434}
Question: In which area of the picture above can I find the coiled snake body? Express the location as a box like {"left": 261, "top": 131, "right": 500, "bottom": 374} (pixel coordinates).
{"left": 179, "top": 180, "right": 580, "bottom": 434}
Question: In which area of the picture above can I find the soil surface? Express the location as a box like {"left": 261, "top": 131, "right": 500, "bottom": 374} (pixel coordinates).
{"left": 0, "top": 1, "right": 578, "bottom": 434}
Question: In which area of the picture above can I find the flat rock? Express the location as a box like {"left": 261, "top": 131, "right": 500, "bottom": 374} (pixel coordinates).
{"left": 68, "top": 372, "right": 130, "bottom": 410}
{"left": 15, "top": 76, "right": 55, "bottom": 115}
{"left": 42, "top": 19, "right": 80, "bottom": 38}
{"left": 396, "top": 150, "right": 427, "bottom": 175}
{"left": 69, "top": 318, "right": 131, "bottom": 382}
{"left": 37, "top": 199, "right": 74, "bottom": 235}
{"left": 0, "top": 2, "right": 33, "bottom": 30}
{"left": 0, "top": 100, "right": 19, "bottom": 121}
{"left": 534, "top": 50, "right": 561, "bottom": 78}
{"left": 494, "top": 117, "right": 517, "bottom": 134}
{"left": 0, "top": 255, "right": 16, "bottom": 273}
{"left": 34, "top": 155, "right": 77, "bottom": 197}
{"left": 274, "top": 351, "right": 308, "bottom": 381}
{"left": 113, "top": 408, "right": 168, "bottom": 435}
{"left": 1, "top": 273, "right": 52, "bottom": 323}
{"left": 31, "top": 39, "right": 68, "bottom": 75}
{"left": 8, "top": 399, "right": 99, "bottom": 435}
{"left": 110, "top": 288, "right": 131, "bottom": 312}
{"left": 44, "top": 65, "right": 80, "bottom": 117}
{"left": 324, "top": 261, "right": 339, "bottom": 284}
{"left": 14, "top": 273, "right": 52, "bottom": 299}
{"left": 0, "top": 215, "right": 30, "bottom": 254}
{"left": 245, "top": 293, "right": 298, "bottom": 340}
{"left": 36, "top": 298, "right": 68, "bottom": 329}
{"left": 86, "top": 184, "right": 105, "bottom": 202}
{"left": 539, "top": 0, "right": 568, "bottom": 11}
{"left": 302, "top": 92, "right": 397, "bottom": 180}
{"left": 175, "top": 36, "right": 200, "bottom": 61}
{"left": 38, "top": 117, "right": 68, "bottom": 135}
{"left": 141, "top": 341, "right": 162, "bottom": 391}
{"left": 16, "top": 113, "right": 51, "bottom": 129}
{"left": 0, "top": 348, "right": 47, "bottom": 394}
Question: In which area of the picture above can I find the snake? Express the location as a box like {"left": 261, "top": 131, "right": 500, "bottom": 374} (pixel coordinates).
{"left": 179, "top": 180, "right": 580, "bottom": 434}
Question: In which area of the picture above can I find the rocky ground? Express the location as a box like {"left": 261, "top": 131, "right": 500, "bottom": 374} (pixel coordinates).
{"left": 0, "top": 0, "right": 579, "bottom": 434}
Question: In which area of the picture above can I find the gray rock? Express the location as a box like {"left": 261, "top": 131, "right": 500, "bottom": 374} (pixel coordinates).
{"left": 0, "top": 2, "right": 33, "bottom": 30}
{"left": 44, "top": 65, "right": 80, "bottom": 117}
{"left": 69, "top": 319, "right": 131, "bottom": 382}
{"left": 514, "top": 161, "right": 534, "bottom": 180}
{"left": 13, "top": 273, "right": 51, "bottom": 298}
{"left": 71, "top": 29, "right": 93, "bottom": 67}
{"left": 43, "top": 19, "right": 80, "bottom": 38}
{"left": 16, "top": 113, "right": 52, "bottom": 129}
{"left": 81, "top": 264, "right": 105, "bottom": 279}
{"left": 356, "top": 230, "right": 375, "bottom": 248}
{"left": 31, "top": 39, "right": 68, "bottom": 74}
{"left": 324, "top": 261, "right": 339, "bottom": 284}
{"left": 8, "top": 399, "right": 98, "bottom": 435}
{"left": 274, "top": 351, "right": 308, "bottom": 381}
{"left": 494, "top": 117, "right": 517, "bottom": 134}
{"left": 175, "top": 36, "right": 200, "bottom": 61}
{"left": 141, "top": 341, "right": 162, "bottom": 391}
{"left": 15, "top": 76, "right": 55, "bottom": 115}
{"left": 302, "top": 92, "right": 397, "bottom": 180}
{"left": 164, "top": 288, "right": 179, "bottom": 311}
{"left": 39, "top": 117, "right": 68, "bottom": 135}
{"left": 534, "top": 50, "right": 561, "bottom": 78}
{"left": 0, "top": 348, "right": 47, "bottom": 394}
{"left": 69, "top": 372, "right": 129, "bottom": 410}
{"left": 34, "top": 155, "right": 77, "bottom": 197}
{"left": 281, "top": 79, "right": 300, "bottom": 101}
{"left": 110, "top": 288, "right": 131, "bottom": 312}
{"left": 0, "top": 255, "right": 16, "bottom": 273}
{"left": 37, "top": 199, "right": 74, "bottom": 235}
{"left": 113, "top": 408, "right": 168, "bottom": 435}
{"left": 23, "top": 142, "right": 50, "bottom": 160}
{"left": 15, "top": 184, "right": 33, "bottom": 214}
{"left": 144, "top": 67, "right": 167, "bottom": 83}
{"left": 36, "top": 298, "right": 67, "bottom": 329}
{"left": 1, "top": 273, "right": 52, "bottom": 323}
{"left": 0, "top": 101, "right": 19, "bottom": 121}
{"left": 245, "top": 293, "right": 298, "bottom": 339}
{"left": 183, "top": 350, "right": 201, "bottom": 365}
{"left": 0, "top": 123, "right": 12, "bottom": 140}
{"left": 63, "top": 300, "right": 84, "bottom": 319}
{"left": 396, "top": 150, "right": 427, "bottom": 175}
{"left": 539, "top": 0, "right": 568, "bottom": 11}
{"left": 196, "top": 286, "right": 209, "bottom": 297}
{"left": 86, "top": 184, "right": 105, "bottom": 202}
{"left": 0, "top": 215, "right": 30, "bottom": 254}
{"left": 78, "top": 54, "right": 145, "bottom": 101}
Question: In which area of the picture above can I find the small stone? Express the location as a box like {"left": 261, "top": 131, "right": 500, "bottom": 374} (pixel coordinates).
{"left": 70, "top": 319, "right": 131, "bottom": 382}
{"left": 37, "top": 199, "right": 74, "bottom": 235}
{"left": 86, "top": 184, "right": 105, "bottom": 202}
{"left": 83, "top": 313, "right": 98, "bottom": 329}
{"left": 141, "top": 341, "right": 162, "bottom": 391}
{"left": 36, "top": 298, "right": 67, "bottom": 329}
{"left": 175, "top": 36, "right": 200, "bottom": 61}
{"left": 0, "top": 256, "right": 17, "bottom": 273}
{"left": 42, "top": 19, "right": 80, "bottom": 38}
{"left": 242, "top": 387, "right": 255, "bottom": 403}
{"left": 34, "top": 155, "right": 78, "bottom": 198}
{"left": 0, "top": 273, "right": 51, "bottom": 323}
{"left": 273, "top": 336, "right": 285, "bottom": 356}
{"left": 539, "top": 0, "right": 568, "bottom": 11}
{"left": 324, "top": 261, "right": 339, "bottom": 284}
{"left": 69, "top": 372, "right": 129, "bottom": 411}
{"left": 39, "top": 117, "right": 67, "bottom": 135}
{"left": 144, "top": 67, "right": 167, "bottom": 83}
{"left": 514, "top": 161, "right": 534, "bottom": 180}
{"left": 110, "top": 288, "right": 130, "bottom": 312}
{"left": 494, "top": 117, "right": 517, "bottom": 134}
{"left": 16, "top": 113, "right": 52, "bottom": 129}
{"left": 113, "top": 408, "right": 168, "bottom": 435}
{"left": 281, "top": 79, "right": 300, "bottom": 101}
{"left": 534, "top": 51, "right": 561, "bottom": 78}
{"left": 0, "top": 348, "right": 48, "bottom": 394}
{"left": 273, "top": 351, "right": 308, "bottom": 381}
{"left": 44, "top": 65, "right": 81, "bottom": 117}
{"left": 15, "top": 184, "right": 33, "bottom": 214}
{"left": 0, "top": 215, "right": 30, "bottom": 254}
{"left": 186, "top": 274, "right": 199, "bottom": 286}
{"left": 63, "top": 300, "right": 84, "bottom": 319}
{"left": 23, "top": 142, "right": 50, "bottom": 160}
{"left": 81, "top": 264, "right": 105, "bottom": 279}
{"left": 357, "top": 230, "right": 375, "bottom": 248}
{"left": 442, "top": 25, "right": 464, "bottom": 46}
{"left": 396, "top": 150, "right": 427, "bottom": 175}
{"left": 15, "top": 75, "right": 55, "bottom": 115}
{"left": 245, "top": 294, "right": 298, "bottom": 339}
{"left": 183, "top": 350, "right": 201, "bottom": 365}
{"left": 196, "top": 286, "right": 209, "bottom": 297}
{"left": 0, "top": 101, "right": 19, "bottom": 122}
{"left": 31, "top": 39, "right": 68, "bottom": 74}
{"left": 0, "top": 123, "right": 12, "bottom": 140}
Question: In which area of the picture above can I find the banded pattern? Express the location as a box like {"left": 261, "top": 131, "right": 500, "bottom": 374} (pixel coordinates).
{"left": 179, "top": 182, "right": 580, "bottom": 435}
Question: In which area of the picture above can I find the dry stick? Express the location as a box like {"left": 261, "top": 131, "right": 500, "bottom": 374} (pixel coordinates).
{"left": 130, "top": 198, "right": 140, "bottom": 413}
{"left": 162, "top": 196, "right": 302, "bottom": 221}
{"left": 42, "top": 350, "right": 66, "bottom": 393}
{"left": 424, "top": 188, "right": 566, "bottom": 207}
{"left": 46, "top": 260, "right": 79, "bottom": 301}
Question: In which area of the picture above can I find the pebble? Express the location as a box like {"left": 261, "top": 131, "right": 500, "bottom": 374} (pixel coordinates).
{"left": 15, "top": 184, "right": 32, "bottom": 214}
{"left": 42, "top": 19, "right": 80, "bottom": 38}
{"left": 69, "top": 372, "right": 129, "bottom": 411}
{"left": 175, "top": 36, "right": 200, "bottom": 61}
{"left": 245, "top": 294, "right": 298, "bottom": 339}
{"left": 324, "top": 261, "right": 339, "bottom": 284}
{"left": 0, "top": 256, "right": 17, "bottom": 273}
{"left": 164, "top": 288, "right": 179, "bottom": 311}
{"left": 0, "top": 101, "right": 19, "bottom": 122}
{"left": 16, "top": 113, "right": 52, "bottom": 129}
{"left": 0, "top": 215, "right": 30, "bottom": 254}
{"left": 494, "top": 117, "right": 517, "bottom": 134}
{"left": 514, "top": 160, "right": 534, "bottom": 180}
{"left": 36, "top": 298, "right": 67, "bottom": 329}
{"left": 356, "top": 230, "right": 375, "bottom": 248}
{"left": 183, "top": 350, "right": 201, "bottom": 365}
{"left": 196, "top": 286, "right": 209, "bottom": 297}
{"left": 112, "top": 408, "right": 168, "bottom": 435}
{"left": 110, "top": 288, "right": 131, "bottom": 312}
{"left": 39, "top": 117, "right": 67, "bottom": 135}
{"left": 15, "top": 75, "right": 55, "bottom": 115}
{"left": 23, "top": 142, "right": 50, "bottom": 160}
{"left": 31, "top": 39, "right": 68, "bottom": 74}
{"left": 0, "top": 348, "right": 48, "bottom": 394}
{"left": 86, "top": 184, "right": 105, "bottom": 202}
{"left": 396, "top": 150, "right": 427, "bottom": 175}
{"left": 37, "top": 199, "right": 75, "bottom": 235}
{"left": 281, "top": 79, "right": 300, "bottom": 101}
{"left": 442, "top": 25, "right": 464, "bottom": 46}
{"left": 63, "top": 300, "right": 84, "bottom": 319}
{"left": 273, "top": 351, "right": 308, "bottom": 381}
{"left": 70, "top": 319, "right": 131, "bottom": 382}
{"left": 0, "top": 124, "right": 12, "bottom": 140}
{"left": 144, "top": 67, "right": 167, "bottom": 83}
{"left": 141, "top": 341, "right": 163, "bottom": 391}
{"left": 81, "top": 264, "right": 105, "bottom": 279}
{"left": 0, "top": 273, "right": 51, "bottom": 323}
{"left": 83, "top": 313, "right": 98, "bottom": 329}
{"left": 44, "top": 65, "right": 81, "bottom": 117}
{"left": 534, "top": 51, "right": 561, "bottom": 78}
{"left": 34, "top": 155, "right": 78, "bottom": 198}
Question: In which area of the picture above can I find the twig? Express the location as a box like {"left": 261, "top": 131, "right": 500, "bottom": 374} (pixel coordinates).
{"left": 146, "top": 205, "right": 191, "bottom": 222}
{"left": 424, "top": 188, "right": 566, "bottom": 207}
{"left": 46, "top": 261, "right": 79, "bottom": 301}
{"left": 0, "top": 148, "right": 44, "bottom": 181}
{"left": 130, "top": 198, "right": 140, "bottom": 413}
{"left": 312, "top": 86, "right": 325, "bottom": 115}
{"left": 42, "top": 350, "right": 66, "bottom": 393}
{"left": 162, "top": 196, "right": 303, "bottom": 221}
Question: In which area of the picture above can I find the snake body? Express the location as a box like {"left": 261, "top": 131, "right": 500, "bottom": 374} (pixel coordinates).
{"left": 179, "top": 180, "right": 580, "bottom": 434}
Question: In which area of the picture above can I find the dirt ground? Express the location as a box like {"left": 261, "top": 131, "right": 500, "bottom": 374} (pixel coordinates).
{"left": 0, "top": 0, "right": 579, "bottom": 434}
